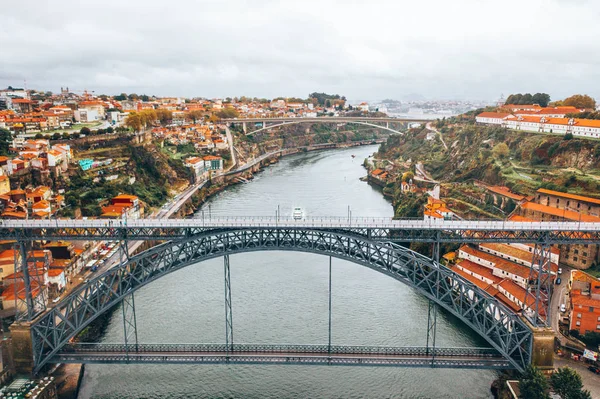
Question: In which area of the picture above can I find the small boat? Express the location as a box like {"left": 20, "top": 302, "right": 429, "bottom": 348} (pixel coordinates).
{"left": 292, "top": 207, "right": 304, "bottom": 220}
{"left": 351, "top": 154, "right": 356, "bottom": 158}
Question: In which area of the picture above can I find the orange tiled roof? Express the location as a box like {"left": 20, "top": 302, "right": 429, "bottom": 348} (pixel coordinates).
{"left": 459, "top": 245, "right": 534, "bottom": 280}
{"left": 537, "top": 188, "right": 600, "bottom": 206}
{"left": 486, "top": 186, "right": 525, "bottom": 201}
{"left": 521, "top": 201, "right": 600, "bottom": 222}
{"left": 477, "top": 112, "right": 512, "bottom": 119}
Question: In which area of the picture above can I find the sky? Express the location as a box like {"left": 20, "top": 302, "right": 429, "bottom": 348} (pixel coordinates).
{"left": 1, "top": 0, "right": 600, "bottom": 102}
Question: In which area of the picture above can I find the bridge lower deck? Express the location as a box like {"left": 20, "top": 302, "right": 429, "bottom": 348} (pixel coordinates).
{"left": 52, "top": 344, "right": 511, "bottom": 369}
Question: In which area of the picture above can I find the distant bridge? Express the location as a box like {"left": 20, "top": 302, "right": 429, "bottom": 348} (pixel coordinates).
{"left": 223, "top": 117, "right": 431, "bottom": 135}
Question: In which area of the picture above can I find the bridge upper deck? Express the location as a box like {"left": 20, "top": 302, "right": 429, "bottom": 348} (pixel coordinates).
{"left": 2, "top": 217, "right": 599, "bottom": 243}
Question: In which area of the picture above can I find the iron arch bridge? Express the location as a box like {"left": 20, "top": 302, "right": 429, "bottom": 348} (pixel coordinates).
{"left": 30, "top": 227, "right": 533, "bottom": 373}
{"left": 223, "top": 117, "right": 431, "bottom": 136}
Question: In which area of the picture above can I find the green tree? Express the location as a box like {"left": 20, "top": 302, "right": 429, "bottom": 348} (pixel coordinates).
{"left": 114, "top": 93, "right": 128, "bottom": 101}
{"left": 62, "top": 132, "right": 70, "bottom": 140}
{"left": 519, "top": 366, "right": 550, "bottom": 399}
{"left": 493, "top": 143, "right": 510, "bottom": 158}
{"left": 550, "top": 367, "right": 584, "bottom": 399}
{"left": 106, "top": 126, "right": 114, "bottom": 134}
{"left": 562, "top": 94, "right": 596, "bottom": 109}
{"left": 125, "top": 113, "right": 143, "bottom": 132}
{"left": 52, "top": 132, "right": 61, "bottom": 140}
{"left": 80, "top": 126, "right": 91, "bottom": 135}
{"left": 0, "top": 128, "right": 11, "bottom": 156}
{"left": 34, "top": 133, "right": 44, "bottom": 139}
{"left": 564, "top": 133, "right": 574, "bottom": 140}
{"left": 532, "top": 93, "right": 551, "bottom": 107}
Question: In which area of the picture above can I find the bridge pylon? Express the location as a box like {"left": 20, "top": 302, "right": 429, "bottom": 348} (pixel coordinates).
{"left": 9, "top": 322, "right": 34, "bottom": 375}
{"left": 523, "top": 318, "right": 554, "bottom": 371}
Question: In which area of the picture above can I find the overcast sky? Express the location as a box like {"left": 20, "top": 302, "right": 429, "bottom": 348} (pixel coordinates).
{"left": 1, "top": 0, "right": 599, "bottom": 102}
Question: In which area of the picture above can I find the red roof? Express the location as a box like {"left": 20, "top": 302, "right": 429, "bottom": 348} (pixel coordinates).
{"left": 476, "top": 112, "right": 512, "bottom": 119}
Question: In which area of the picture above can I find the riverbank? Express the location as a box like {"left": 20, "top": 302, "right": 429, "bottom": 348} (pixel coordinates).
{"left": 177, "top": 139, "right": 386, "bottom": 217}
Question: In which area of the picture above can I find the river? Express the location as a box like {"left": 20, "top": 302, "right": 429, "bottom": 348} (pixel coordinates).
{"left": 78, "top": 145, "right": 497, "bottom": 398}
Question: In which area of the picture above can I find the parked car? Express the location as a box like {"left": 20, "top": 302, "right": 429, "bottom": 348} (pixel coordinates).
{"left": 588, "top": 365, "right": 600, "bottom": 374}
{"left": 556, "top": 277, "right": 562, "bottom": 285}
{"left": 560, "top": 304, "right": 566, "bottom": 313}
{"left": 558, "top": 268, "right": 563, "bottom": 275}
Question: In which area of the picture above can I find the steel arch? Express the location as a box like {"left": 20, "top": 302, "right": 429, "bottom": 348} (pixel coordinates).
{"left": 30, "top": 228, "right": 532, "bottom": 372}
{"left": 246, "top": 120, "right": 405, "bottom": 136}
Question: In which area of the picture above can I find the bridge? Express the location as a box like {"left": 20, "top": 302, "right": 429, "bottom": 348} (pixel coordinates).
{"left": 6, "top": 217, "right": 578, "bottom": 374}
{"left": 223, "top": 117, "right": 431, "bottom": 135}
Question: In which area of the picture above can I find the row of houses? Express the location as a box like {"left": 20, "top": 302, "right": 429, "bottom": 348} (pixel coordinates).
{"left": 476, "top": 109, "right": 600, "bottom": 138}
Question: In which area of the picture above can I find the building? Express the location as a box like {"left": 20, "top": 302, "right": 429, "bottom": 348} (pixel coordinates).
{"left": 423, "top": 197, "right": 455, "bottom": 222}
{"left": 0, "top": 175, "right": 10, "bottom": 195}
{"left": 203, "top": 155, "right": 223, "bottom": 175}
{"left": 515, "top": 189, "right": 600, "bottom": 270}
{"left": 101, "top": 194, "right": 143, "bottom": 219}
{"left": 569, "top": 271, "right": 600, "bottom": 334}
{"left": 475, "top": 112, "right": 513, "bottom": 125}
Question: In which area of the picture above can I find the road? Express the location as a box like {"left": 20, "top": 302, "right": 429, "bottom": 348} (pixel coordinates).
{"left": 555, "top": 356, "right": 600, "bottom": 397}
{"left": 224, "top": 126, "right": 237, "bottom": 170}
{"left": 426, "top": 122, "right": 448, "bottom": 150}
{"left": 415, "top": 162, "right": 439, "bottom": 183}
{"left": 550, "top": 267, "right": 570, "bottom": 339}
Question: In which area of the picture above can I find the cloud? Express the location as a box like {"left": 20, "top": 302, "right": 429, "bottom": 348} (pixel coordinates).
{"left": 1, "top": 0, "right": 599, "bottom": 101}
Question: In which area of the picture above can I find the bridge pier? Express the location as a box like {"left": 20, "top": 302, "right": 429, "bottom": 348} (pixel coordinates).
{"left": 9, "top": 322, "right": 34, "bottom": 375}
{"left": 525, "top": 319, "right": 554, "bottom": 371}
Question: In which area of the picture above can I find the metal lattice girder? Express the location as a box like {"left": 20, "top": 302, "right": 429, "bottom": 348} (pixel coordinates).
{"left": 523, "top": 242, "right": 554, "bottom": 327}
{"left": 51, "top": 343, "right": 510, "bottom": 369}
{"left": 122, "top": 292, "right": 139, "bottom": 360}
{"left": 224, "top": 255, "right": 233, "bottom": 353}
{"left": 2, "top": 218, "right": 600, "bottom": 245}
{"left": 15, "top": 240, "right": 47, "bottom": 322}
{"left": 30, "top": 228, "right": 534, "bottom": 373}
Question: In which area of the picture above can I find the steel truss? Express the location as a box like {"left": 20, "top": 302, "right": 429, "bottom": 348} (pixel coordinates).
{"left": 2, "top": 223, "right": 600, "bottom": 245}
{"left": 224, "top": 255, "right": 233, "bottom": 353}
{"left": 29, "top": 228, "right": 533, "bottom": 373}
{"left": 51, "top": 343, "right": 509, "bottom": 369}
{"left": 15, "top": 240, "right": 47, "bottom": 322}
{"left": 524, "top": 242, "right": 554, "bottom": 327}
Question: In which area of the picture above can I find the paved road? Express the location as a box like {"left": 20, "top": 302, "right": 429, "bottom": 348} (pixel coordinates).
{"left": 5, "top": 218, "right": 600, "bottom": 232}
{"left": 426, "top": 122, "right": 448, "bottom": 150}
{"left": 555, "top": 356, "right": 600, "bottom": 397}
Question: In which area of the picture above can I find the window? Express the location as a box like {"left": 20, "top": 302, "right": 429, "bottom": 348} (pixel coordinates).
{"left": 575, "top": 249, "right": 579, "bottom": 255}
{"left": 597, "top": 325, "right": 600, "bottom": 330}
{"left": 583, "top": 260, "right": 587, "bottom": 265}
{"left": 597, "top": 316, "right": 600, "bottom": 321}
{"left": 578, "top": 313, "right": 582, "bottom": 318}
{"left": 578, "top": 203, "right": 581, "bottom": 209}
{"left": 567, "top": 201, "right": 570, "bottom": 206}
{"left": 584, "top": 252, "right": 588, "bottom": 257}
{"left": 591, "top": 307, "right": 595, "bottom": 312}
{"left": 574, "top": 256, "right": 578, "bottom": 261}
{"left": 577, "top": 321, "right": 581, "bottom": 326}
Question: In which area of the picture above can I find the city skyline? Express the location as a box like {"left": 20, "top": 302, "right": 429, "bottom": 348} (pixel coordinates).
{"left": 1, "top": 0, "right": 599, "bottom": 101}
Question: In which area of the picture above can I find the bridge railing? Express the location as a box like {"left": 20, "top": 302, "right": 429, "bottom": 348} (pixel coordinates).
{"left": 1, "top": 217, "right": 598, "bottom": 232}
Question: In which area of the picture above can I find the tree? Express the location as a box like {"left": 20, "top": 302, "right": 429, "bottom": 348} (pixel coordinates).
{"left": 186, "top": 110, "right": 205, "bottom": 123}
{"left": 80, "top": 126, "right": 91, "bottom": 135}
{"left": 34, "top": 133, "right": 44, "bottom": 139}
{"left": 401, "top": 171, "right": 414, "bottom": 182}
{"left": 62, "top": 132, "right": 70, "bottom": 140}
{"left": 0, "top": 128, "right": 11, "bottom": 156}
{"left": 562, "top": 94, "right": 596, "bottom": 110}
{"left": 114, "top": 93, "right": 128, "bottom": 101}
{"left": 519, "top": 366, "right": 550, "bottom": 399}
{"left": 564, "top": 133, "right": 574, "bottom": 140}
{"left": 52, "top": 132, "right": 61, "bottom": 140}
{"left": 155, "top": 109, "right": 173, "bottom": 126}
{"left": 215, "top": 107, "right": 239, "bottom": 119}
{"left": 106, "top": 126, "right": 114, "bottom": 134}
{"left": 493, "top": 143, "right": 510, "bottom": 158}
{"left": 532, "top": 93, "right": 551, "bottom": 107}
{"left": 550, "top": 367, "right": 584, "bottom": 399}
{"left": 521, "top": 93, "right": 534, "bottom": 105}
{"left": 125, "top": 113, "right": 143, "bottom": 132}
